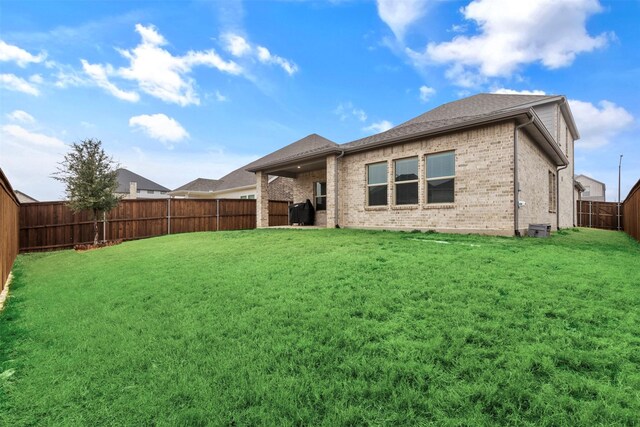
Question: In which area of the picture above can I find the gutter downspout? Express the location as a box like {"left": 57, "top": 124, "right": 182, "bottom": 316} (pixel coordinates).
{"left": 514, "top": 116, "right": 535, "bottom": 236}
{"left": 334, "top": 151, "right": 345, "bottom": 228}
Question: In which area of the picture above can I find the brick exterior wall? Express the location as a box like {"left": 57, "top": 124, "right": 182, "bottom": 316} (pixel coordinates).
{"left": 268, "top": 177, "right": 293, "bottom": 201}
{"left": 293, "top": 169, "right": 327, "bottom": 227}
{"left": 516, "top": 130, "right": 557, "bottom": 233}
{"left": 260, "top": 105, "right": 575, "bottom": 236}
{"left": 557, "top": 110, "right": 575, "bottom": 228}
{"left": 336, "top": 122, "right": 516, "bottom": 235}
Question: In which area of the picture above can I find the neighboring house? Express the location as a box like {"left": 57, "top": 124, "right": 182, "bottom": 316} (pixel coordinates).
{"left": 14, "top": 190, "right": 38, "bottom": 203}
{"left": 248, "top": 93, "right": 579, "bottom": 236}
{"left": 574, "top": 174, "right": 606, "bottom": 201}
{"left": 169, "top": 165, "right": 293, "bottom": 201}
{"left": 115, "top": 168, "right": 170, "bottom": 199}
{"left": 574, "top": 180, "right": 585, "bottom": 202}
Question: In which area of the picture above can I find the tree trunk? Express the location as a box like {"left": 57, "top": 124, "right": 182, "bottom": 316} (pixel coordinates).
{"left": 93, "top": 209, "right": 99, "bottom": 246}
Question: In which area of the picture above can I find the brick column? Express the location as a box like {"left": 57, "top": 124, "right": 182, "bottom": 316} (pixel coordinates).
{"left": 326, "top": 155, "right": 338, "bottom": 228}
{"left": 256, "top": 171, "right": 270, "bottom": 228}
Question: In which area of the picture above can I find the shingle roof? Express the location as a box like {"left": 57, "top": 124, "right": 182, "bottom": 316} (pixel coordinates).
{"left": 172, "top": 178, "right": 221, "bottom": 192}
{"left": 171, "top": 166, "right": 258, "bottom": 193}
{"left": 116, "top": 168, "right": 170, "bottom": 193}
{"left": 246, "top": 93, "right": 561, "bottom": 171}
{"left": 214, "top": 167, "right": 256, "bottom": 191}
{"left": 245, "top": 133, "right": 338, "bottom": 171}
{"left": 342, "top": 93, "right": 558, "bottom": 150}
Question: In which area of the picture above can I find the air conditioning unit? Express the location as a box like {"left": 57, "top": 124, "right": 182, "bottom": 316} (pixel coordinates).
{"left": 528, "top": 223, "right": 551, "bottom": 237}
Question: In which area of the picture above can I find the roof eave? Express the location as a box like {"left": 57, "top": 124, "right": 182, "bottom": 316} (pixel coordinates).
{"left": 246, "top": 147, "right": 342, "bottom": 172}
{"left": 526, "top": 108, "right": 569, "bottom": 166}
{"left": 344, "top": 109, "right": 530, "bottom": 155}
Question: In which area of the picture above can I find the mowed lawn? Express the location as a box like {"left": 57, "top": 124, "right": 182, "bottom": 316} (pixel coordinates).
{"left": 1, "top": 228, "right": 639, "bottom": 426}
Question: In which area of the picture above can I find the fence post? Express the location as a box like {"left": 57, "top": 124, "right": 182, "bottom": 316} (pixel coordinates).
{"left": 216, "top": 199, "right": 220, "bottom": 231}
{"left": 103, "top": 211, "right": 107, "bottom": 243}
{"left": 167, "top": 198, "right": 171, "bottom": 235}
{"left": 588, "top": 201, "right": 592, "bottom": 228}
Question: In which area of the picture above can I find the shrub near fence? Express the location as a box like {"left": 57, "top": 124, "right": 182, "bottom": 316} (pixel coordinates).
{"left": 1, "top": 169, "right": 20, "bottom": 291}
{"left": 20, "top": 199, "right": 291, "bottom": 252}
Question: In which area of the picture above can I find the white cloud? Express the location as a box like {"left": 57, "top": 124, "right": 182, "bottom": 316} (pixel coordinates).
{"left": 363, "top": 120, "right": 394, "bottom": 133}
{"left": 222, "top": 33, "right": 299, "bottom": 76}
{"left": 0, "top": 73, "right": 40, "bottom": 95}
{"left": 255, "top": 46, "right": 298, "bottom": 75}
{"left": 419, "top": 85, "right": 436, "bottom": 102}
{"left": 570, "top": 99, "right": 634, "bottom": 149}
{"left": 81, "top": 60, "right": 140, "bottom": 102}
{"left": 129, "top": 113, "right": 189, "bottom": 147}
{"left": 376, "top": 0, "right": 428, "bottom": 41}
{"left": 334, "top": 102, "right": 367, "bottom": 122}
{"left": 1, "top": 124, "right": 66, "bottom": 148}
{"left": 29, "top": 74, "right": 43, "bottom": 84}
{"left": 82, "top": 24, "right": 242, "bottom": 106}
{"left": 6, "top": 110, "right": 35, "bottom": 124}
{"left": 492, "top": 88, "right": 546, "bottom": 95}
{"left": 417, "top": 0, "right": 611, "bottom": 85}
{"left": 215, "top": 90, "right": 228, "bottom": 102}
{"left": 222, "top": 33, "right": 251, "bottom": 57}
{"left": 0, "top": 40, "right": 46, "bottom": 67}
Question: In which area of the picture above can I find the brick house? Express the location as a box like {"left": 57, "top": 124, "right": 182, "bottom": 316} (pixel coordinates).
{"left": 247, "top": 94, "right": 579, "bottom": 236}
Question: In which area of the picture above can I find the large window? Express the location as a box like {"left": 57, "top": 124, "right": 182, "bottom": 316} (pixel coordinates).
{"left": 367, "top": 162, "right": 388, "bottom": 206}
{"left": 315, "top": 182, "right": 326, "bottom": 211}
{"left": 549, "top": 171, "right": 556, "bottom": 213}
{"left": 394, "top": 157, "right": 419, "bottom": 205}
{"left": 426, "top": 151, "right": 455, "bottom": 203}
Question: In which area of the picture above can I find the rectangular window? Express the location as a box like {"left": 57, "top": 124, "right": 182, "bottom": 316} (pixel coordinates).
{"left": 240, "top": 195, "right": 247, "bottom": 199}
{"left": 394, "top": 157, "right": 419, "bottom": 205}
{"left": 247, "top": 194, "right": 255, "bottom": 200}
{"left": 147, "top": 190, "right": 154, "bottom": 194}
{"left": 314, "top": 182, "right": 326, "bottom": 211}
{"left": 426, "top": 151, "right": 455, "bottom": 203}
{"left": 367, "top": 162, "right": 387, "bottom": 206}
{"left": 549, "top": 171, "right": 557, "bottom": 213}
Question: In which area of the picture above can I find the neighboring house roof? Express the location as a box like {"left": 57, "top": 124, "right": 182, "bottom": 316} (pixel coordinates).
{"left": 116, "top": 168, "right": 170, "bottom": 193}
{"left": 170, "top": 165, "right": 278, "bottom": 196}
{"left": 14, "top": 190, "right": 38, "bottom": 203}
{"left": 173, "top": 178, "right": 221, "bottom": 192}
{"left": 575, "top": 174, "right": 606, "bottom": 188}
{"left": 574, "top": 180, "right": 586, "bottom": 192}
{"left": 247, "top": 93, "right": 576, "bottom": 173}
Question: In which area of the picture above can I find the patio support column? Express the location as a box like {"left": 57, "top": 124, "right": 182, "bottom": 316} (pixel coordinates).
{"left": 326, "top": 154, "right": 338, "bottom": 228}
{"left": 256, "top": 171, "right": 270, "bottom": 228}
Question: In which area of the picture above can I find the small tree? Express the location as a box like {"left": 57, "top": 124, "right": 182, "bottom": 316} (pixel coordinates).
{"left": 54, "top": 139, "right": 121, "bottom": 245}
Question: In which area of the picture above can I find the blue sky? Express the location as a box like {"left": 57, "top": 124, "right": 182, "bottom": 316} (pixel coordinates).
{"left": 1, "top": 0, "right": 638, "bottom": 201}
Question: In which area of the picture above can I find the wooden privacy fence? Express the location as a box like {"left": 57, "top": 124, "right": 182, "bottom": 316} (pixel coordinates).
{"left": 622, "top": 179, "right": 640, "bottom": 242}
{"left": 576, "top": 200, "right": 623, "bottom": 231}
{"left": 20, "top": 199, "right": 291, "bottom": 252}
{"left": 1, "top": 169, "right": 20, "bottom": 291}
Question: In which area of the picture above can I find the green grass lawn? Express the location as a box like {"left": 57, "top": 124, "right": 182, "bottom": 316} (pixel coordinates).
{"left": 1, "top": 228, "right": 639, "bottom": 426}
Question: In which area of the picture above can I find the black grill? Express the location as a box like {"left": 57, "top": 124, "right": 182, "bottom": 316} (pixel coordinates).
{"left": 288, "top": 199, "right": 315, "bottom": 225}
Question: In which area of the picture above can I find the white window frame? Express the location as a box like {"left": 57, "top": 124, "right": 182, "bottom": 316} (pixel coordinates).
{"left": 426, "top": 151, "right": 455, "bottom": 204}
{"left": 314, "top": 182, "right": 326, "bottom": 211}
{"left": 393, "top": 157, "right": 419, "bottom": 206}
{"left": 366, "top": 162, "right": 388, "bottom": 206}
